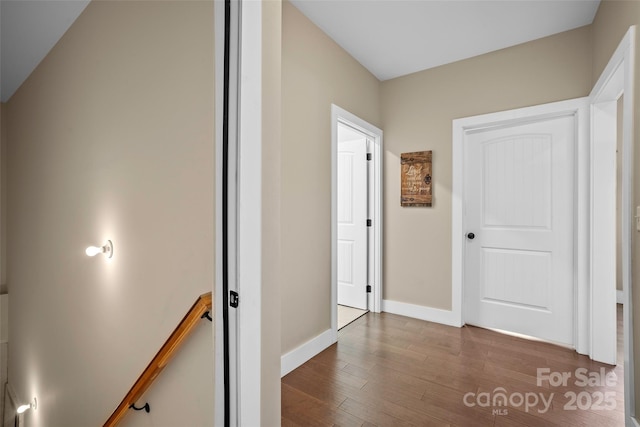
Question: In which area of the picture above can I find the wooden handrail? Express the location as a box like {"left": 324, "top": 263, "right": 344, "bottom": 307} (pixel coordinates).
{"left": 104, "top": 292, "right": 213, "bottom": 427}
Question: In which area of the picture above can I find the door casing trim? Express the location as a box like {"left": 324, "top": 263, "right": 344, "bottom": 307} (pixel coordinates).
{"left": 588, "top": 25, "right": 635, "bottom": 424}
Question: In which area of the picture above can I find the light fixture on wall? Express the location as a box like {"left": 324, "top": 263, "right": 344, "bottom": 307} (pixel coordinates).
{"left": 85, "top": 240, "right": 113, "bottom": 258}
{"left": 16, "top": 397, "right": 36, "bottom": 414}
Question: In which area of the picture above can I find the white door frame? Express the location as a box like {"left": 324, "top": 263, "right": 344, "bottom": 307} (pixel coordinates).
{"left": 589, "top": 25, "right": 635, "bottom": 425}
{"left": 214, "top": 0, "right": 236, "bottom": 424}
{"left": 452, "top": 97, "right": 590, "bottom": 346}
{"left": 214, "top": 0, "right": 263, "bottom": 425}
{"left": 331, "top": 105, "right": 383, "bottom": 342}
{"left": 590, "top": 27, "right": 636, "bottom": 366}
{"left": 235, "top": 1, "right": 263, "bottom": 425}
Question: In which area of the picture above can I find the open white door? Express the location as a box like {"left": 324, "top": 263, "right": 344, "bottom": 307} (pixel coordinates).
{"left": 332, "top": 105, "right": 383, "bottom": 343}
{"left": 464, "top": 114, "right": 575, "bottom": 345}
{"left": 337, "top": 126, "right": 368, "bottom": 310}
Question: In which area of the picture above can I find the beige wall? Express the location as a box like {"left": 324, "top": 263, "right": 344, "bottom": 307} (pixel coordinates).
{"left": 380, "top": 27, "right": 592, "bottom": 309}
{"left": 590, "top": 0, "right": 640, "bottom": 416}
{"left": 5, "top": 1, "right": 215, "bottom": 425}
{"left": 281, "top": 1, "right": 381, "bottom": 354}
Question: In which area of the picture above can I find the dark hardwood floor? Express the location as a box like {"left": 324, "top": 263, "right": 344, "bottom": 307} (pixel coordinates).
{"left": 282, "top": 305, "right": 624, "bottom": 426}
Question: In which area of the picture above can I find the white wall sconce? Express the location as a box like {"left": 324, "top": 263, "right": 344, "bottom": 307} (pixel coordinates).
{"left": 17, "top": 397, "right": 36, "bottom": 414}
{"left": 85, "top": 240, "right": 113, "bottom": 258}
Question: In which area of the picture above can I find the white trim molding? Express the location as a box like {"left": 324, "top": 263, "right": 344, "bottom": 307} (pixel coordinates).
{"left": 588, "top": 25, "right": 635, "bottom": 425}
{"left": 382, "top": 300, "right": 462, "bottom": 327}
{"left": 217, "top": 0, "right": 265, "bottom": 425}
{"left": 236, "top": 1, "right": 263, "bottom": 425}
{"left": 213, "top": 0, "right": 238, "bottom": 424}
{"left": 281, "top": 329, "right": 333, "bottom": 377}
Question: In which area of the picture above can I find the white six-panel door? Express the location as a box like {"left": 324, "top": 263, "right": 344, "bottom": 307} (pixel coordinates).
{"left": 464, "top": 115, "right": 575, "bottom": 345}
{"left": 337, "top": 129, "right": 368, "bottom": 310}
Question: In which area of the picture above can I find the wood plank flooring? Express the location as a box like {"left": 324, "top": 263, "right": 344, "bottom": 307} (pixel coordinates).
{"left": 282, "top": 306, "right": 624, "bottom": 426}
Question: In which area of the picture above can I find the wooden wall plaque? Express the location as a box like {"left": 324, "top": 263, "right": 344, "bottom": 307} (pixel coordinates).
{"left": 401, "top": 151, "right": 432, "bottom": 207}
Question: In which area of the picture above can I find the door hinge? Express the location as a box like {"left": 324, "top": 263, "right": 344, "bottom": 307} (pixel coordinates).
{"left": 230, "top": 291, "right": 239, "bottom": 308}
{"left": 367, "top": 219, "right": 372, "bottom": 227}
{"left": 366, "top": 153, "right": 372, "bottom": 161}
{"left": 366, "top": 285, "right": 371, "bottom": 293}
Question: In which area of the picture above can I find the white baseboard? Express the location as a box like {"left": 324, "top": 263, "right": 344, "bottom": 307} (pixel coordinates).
{"left": 617, "top": 290, "right": 624, "bottom": 304}
{"left": 382, "top": 299, "right": 462, "bottom": 327}
{"left": 281, "top": 328, "right": 334, "bottom": 377}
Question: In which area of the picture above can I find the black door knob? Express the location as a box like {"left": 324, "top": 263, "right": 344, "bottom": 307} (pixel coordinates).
{"left": 467, "top": 232, "right": 475, "bottom": 240}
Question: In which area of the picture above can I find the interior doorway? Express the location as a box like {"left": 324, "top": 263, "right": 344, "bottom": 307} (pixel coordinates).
{"left": 331, "top": 105, "right": 383, "bottom": 339}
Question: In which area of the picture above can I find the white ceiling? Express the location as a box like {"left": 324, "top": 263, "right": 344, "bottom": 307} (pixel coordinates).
{"left": 290, "top": 0, "right": 600, "bottom": 81}
{"left": 0, "top": 0, "right": 90, "bottom": 102}
{"left": 0, "top": 0, "right": 600, "bottom": 102}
